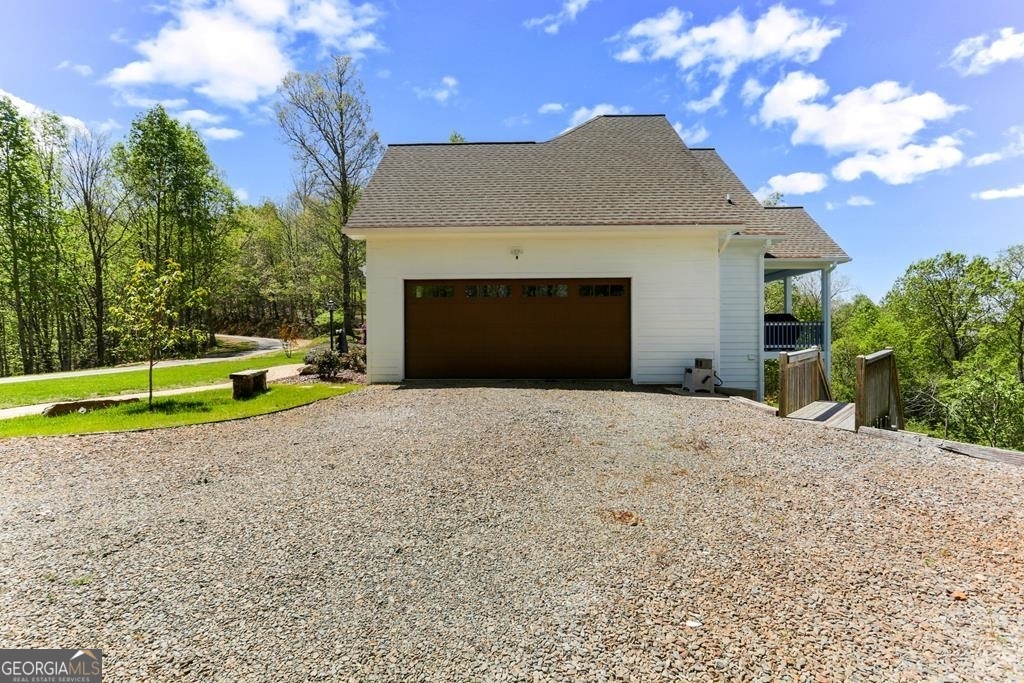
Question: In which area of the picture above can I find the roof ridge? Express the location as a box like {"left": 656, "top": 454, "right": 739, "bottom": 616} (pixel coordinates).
{"left": 390, "top": 141, "right": 537, "bottom": 147}
{"left": 547, "top": 113, "right": 668, "bottom": 142}
{"left": 764, "top": 206, "right": 806, "bottom": 210}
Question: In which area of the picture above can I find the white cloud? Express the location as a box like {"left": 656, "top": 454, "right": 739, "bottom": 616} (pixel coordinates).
{"left": 538, "top": 102, "right": 564, "bottom": 114}
{"left": 414, "top": 75, "right": 458, "bottom": 104}
{"left": 568, "top": 103, "right": 633, "bottom": 128}
{"left": 174, "top": 108, "right": 227, "bottom": 126}
{"left": 672, "top": 121, "right": 709, "bottom": 145}
{"left": 740, "top": 78, "right": 766, "bottom": 106}
{"left": 525, "top": 0, "right": 592, "bottom": 35}
{"left": 94, "top": 118, "right": 122, "bottom": 134}
{"left": 758, "top": 70, "right": 966, "bottom": 185}
{"left": 760, "top": 71, "right": 964, "bottom": 153}
{"left": 0, "top": 88, "right": 88, "bottom": 135}
{"left": 756, "top": 171, "right": 828, "bottom": 198}
{"left": 105, "top": 0, "right": 382, "bottom": 107}
{"left": 235, "top": 187, "right": 250, "bottom": 202}
{"left": 57, "top": 60, "right": 94, "bottom": 77}
{"left": 376, "top": 68, "right": 391, "bottom": 79}
{"left": 949, "top": 27, "right": 1024, "bottom": 76}
{"left": 116, "top": 91, "right": 189, "bottom": 109}
{"left": 846, "top": 195, "right": 875, "bottom": 206}
{"left": 200, "top": 126, "right": 244, "bottom": 140}
{"left": 686, "top": 83, "right": 727, "bottom": 113}
{"left": 503, "top": 113, "right": 531, "bottom": 127}
{"left": 833, "top": 135, "right": 963, "bottom": 185}
{"left": 967, "top": 124, "right": 1024, "bottom": 167}
{"left": 972, "top": 183, "right": 1024, "bottom": 200}
{"left": 614, "top": 5, "right": 842, "bottom": 110}
{"left": 824, "top": 201, "right": 836, "bottom": 210}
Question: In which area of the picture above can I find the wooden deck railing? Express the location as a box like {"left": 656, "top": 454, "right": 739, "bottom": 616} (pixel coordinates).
{"left": 855, "top": 349, "right": 904, "bottom": 430}
{"left": 764, "top": 321, "right": 824, "bottom": 351}
{"left": 778, "top": 348, "right": 832, "bottom": 418}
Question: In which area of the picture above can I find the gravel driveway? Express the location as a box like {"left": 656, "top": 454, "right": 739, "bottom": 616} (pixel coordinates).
{"left": 1, "top": 384, "right": 1022, "bottom": 682}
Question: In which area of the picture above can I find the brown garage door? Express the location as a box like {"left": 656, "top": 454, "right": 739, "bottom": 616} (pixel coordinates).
{"left": 405, "top": 278, "right": 630, "bottom": 379}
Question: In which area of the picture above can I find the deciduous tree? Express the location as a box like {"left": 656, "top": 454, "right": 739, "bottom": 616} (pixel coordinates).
{"left": 275, "top": 56, "right": 383, "bottom": 336}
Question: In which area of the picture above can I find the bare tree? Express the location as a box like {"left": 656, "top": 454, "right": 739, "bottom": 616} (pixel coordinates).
{"left": 64, "top": 131, "right": 130, "bottom": 365}
{"left": 275, "top": 56, "right": 383, "bottom": 336}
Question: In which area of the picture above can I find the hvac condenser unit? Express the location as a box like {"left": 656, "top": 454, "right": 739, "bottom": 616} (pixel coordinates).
{"left": 682, "top": 358, "right": 715, "bottom": 394}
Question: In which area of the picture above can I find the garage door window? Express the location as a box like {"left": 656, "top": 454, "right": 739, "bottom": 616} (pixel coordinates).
{"left": 579, "top": 283, "right": 626, "bottom": 297}
{"left": 522, "top": 284, "right": 569, "bottom": 297}
{"left": 465, "top": 284, "right": 511, "bottom": 298}
{"left": 413, "top": 284, "right": 455, "bottom": 298}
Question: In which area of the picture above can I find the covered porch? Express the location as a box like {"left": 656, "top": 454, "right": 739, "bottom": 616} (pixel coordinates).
{"left": 761, "top": 259, "right": 839, "bottom": 378}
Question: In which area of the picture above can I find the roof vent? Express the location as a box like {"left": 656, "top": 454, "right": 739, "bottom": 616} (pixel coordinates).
{"left": 725, "top": 193, "right": 734, "bottom": 205}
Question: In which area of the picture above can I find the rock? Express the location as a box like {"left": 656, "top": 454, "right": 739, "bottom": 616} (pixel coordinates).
{"left": 42, "top": 397, "right": 140, "bottom": 417}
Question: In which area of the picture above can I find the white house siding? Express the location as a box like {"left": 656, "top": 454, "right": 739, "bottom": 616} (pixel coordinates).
{"left": 718, "top": 241, "right": 762, "bottom": 394}
{"left": 362, "top": 230, "right": 722, "bottom": 384}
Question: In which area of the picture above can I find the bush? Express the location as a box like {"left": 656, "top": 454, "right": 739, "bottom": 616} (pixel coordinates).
{"left": 306, "top": 348, "right": 342, "bottom": 379}
{"left": 341, "top": 344, "right": 366, "bottom": 374}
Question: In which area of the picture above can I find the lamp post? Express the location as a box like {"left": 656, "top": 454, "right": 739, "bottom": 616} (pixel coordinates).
{"left": 327, "top": 298, "right": 336, "bottom": 352}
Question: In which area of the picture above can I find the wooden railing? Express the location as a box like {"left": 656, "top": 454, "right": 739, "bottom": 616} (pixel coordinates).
{"left": 778, "top": 347, "right": 832, "bottom": 418}
{"left": 855, "top": 349, "right": 904, "bottom": 430}
{"left": 764, "top": 321, "right": 824, "bottom": 351}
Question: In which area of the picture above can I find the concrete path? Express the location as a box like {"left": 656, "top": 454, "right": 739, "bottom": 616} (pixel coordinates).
{"left": 0, "top": 364, "right": 305, "bottom": 421}
{"left": 0, "top": 335, "right": 299, "bottom": 386}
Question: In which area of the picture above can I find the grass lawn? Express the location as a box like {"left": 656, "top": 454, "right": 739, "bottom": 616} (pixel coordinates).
{"left": 0, "top": 384, "right": 357, "bottom": 438}
{"left": 0, "top": 351, "right": 303, "bottom": 410}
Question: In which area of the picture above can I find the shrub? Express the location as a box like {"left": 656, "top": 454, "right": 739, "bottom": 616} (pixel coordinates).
{"left": 341, "top": 344, "right": 366, "bottom": 374}
{"left": 307, "top": 348, "right": 342, "bottom": 379}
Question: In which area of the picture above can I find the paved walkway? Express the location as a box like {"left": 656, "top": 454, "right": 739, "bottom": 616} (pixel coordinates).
{"left": 0, "top": 364, "right": 305, "bottom": 420}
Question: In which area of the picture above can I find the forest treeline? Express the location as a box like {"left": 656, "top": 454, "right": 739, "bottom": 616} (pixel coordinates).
{"left": 0, "top": 57, "right": 374, "bottom": 376}
{"left": 773, "top": 248, "right": 1024, "bottom": 450}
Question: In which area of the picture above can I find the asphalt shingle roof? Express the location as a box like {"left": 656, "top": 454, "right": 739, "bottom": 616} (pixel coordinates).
{"left": 347, "top": 114, "right": 849, "bottom": 262}
{"left": 689, "top": 148, "right": 849, "bottom": 262}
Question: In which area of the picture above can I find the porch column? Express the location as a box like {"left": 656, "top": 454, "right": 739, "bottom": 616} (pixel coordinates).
{"left": 821, "top": 266, "right": 833, "bottom": 380}
{"left": 783, "top": 276, "right": 792, "bottom": 314}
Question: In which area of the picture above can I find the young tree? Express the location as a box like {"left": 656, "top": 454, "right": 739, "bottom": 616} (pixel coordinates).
{"left": 108, "top": 259, "right": 206, "bottom": 409}
{"left": 275, "top": 55, "right": 383, "bottom": 337}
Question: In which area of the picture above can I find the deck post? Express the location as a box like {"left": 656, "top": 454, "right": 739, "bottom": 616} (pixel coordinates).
{"left": 783, "top": 276, "right": 792, "bottom": 315}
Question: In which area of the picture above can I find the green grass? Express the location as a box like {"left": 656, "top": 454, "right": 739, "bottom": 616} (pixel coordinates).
{"left": 0, "top": 384, "right": 357, "bottom": 438}
{"left": 0, "top": 351, "right": 306, "bottom": 409}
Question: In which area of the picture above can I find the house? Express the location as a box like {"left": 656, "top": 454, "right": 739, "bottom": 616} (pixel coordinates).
{"left": 345, "top": 115, "right": 849, "bottom": 399}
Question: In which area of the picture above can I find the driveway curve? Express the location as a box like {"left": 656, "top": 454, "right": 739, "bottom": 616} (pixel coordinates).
{"left": 0, "top": 334, "right": 290, "bottom": 386}
{"left": 1, "top": 384, "right": 1021, "bottom": 681}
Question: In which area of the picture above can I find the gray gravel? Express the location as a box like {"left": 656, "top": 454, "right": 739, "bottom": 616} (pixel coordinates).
{"left": 1, "top": 383, "right": 1022, "bottom": 682}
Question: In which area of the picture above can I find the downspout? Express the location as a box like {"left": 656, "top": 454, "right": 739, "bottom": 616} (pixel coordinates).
{"left": 718, "top": 231, "right": 736, "bottom": 254}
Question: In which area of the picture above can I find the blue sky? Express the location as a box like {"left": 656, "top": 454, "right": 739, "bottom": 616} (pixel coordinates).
{"left": 2, "top": 0, "right": 1023, "bottom": 301}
